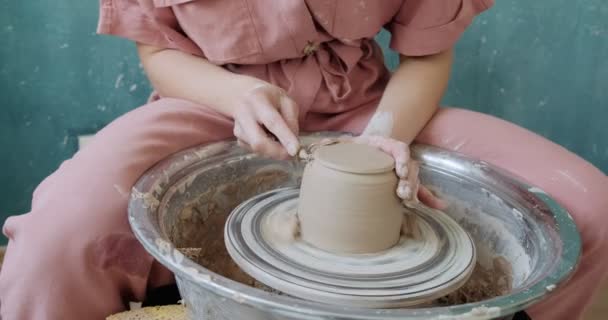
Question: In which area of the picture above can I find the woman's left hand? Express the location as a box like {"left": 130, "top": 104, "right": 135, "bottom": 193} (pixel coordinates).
{"left": 320, "top": 135, "right": 446, "bottom": 210}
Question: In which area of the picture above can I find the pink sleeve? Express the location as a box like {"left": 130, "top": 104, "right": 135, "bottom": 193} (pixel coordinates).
{"left": 389, "top": 0, "right": 494, "bottom": 56}
{"left": 97, "top": 0, "right": 203, "bottom": 56}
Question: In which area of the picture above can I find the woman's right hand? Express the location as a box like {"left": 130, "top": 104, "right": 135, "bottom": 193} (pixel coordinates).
{"left": 137, "top": 44, "right": 300, "bottom": 159}
{"left": 231, "top": 82, "right": 301, "bottom": 160}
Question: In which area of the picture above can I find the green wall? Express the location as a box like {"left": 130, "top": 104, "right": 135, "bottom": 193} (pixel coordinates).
{"left": 1, "top": 1, "right": 607, "bottom": 243}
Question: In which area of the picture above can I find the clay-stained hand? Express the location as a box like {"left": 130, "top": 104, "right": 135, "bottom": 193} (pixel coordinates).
{"left": 321, "top": 135, "right": 447, "bottom": 210}
{"left": 232, "top": 83, "right": 300, "bottom": 160}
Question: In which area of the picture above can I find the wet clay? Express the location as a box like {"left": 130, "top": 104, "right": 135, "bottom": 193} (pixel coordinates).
{"left": 435, "top": 256, "right": 512, "bottom": 306}
{"left": 298, "top": 143, "right": 404, "bottom": 254}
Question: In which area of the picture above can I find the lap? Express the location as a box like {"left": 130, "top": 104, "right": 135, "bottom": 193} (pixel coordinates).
{"left": 30, "top": 98, "right": 233, "bottom": 220}
{"left": 4, "top": 97, "right": 235, "bottom": 268}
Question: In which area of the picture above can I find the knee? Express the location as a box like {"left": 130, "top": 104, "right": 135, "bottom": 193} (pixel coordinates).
{"left": 0, "top": 215, "right": 150, "bottom": 319}
{"left": 554, "top": 165, "right": 608, "bottom": 263}
{"left": 1, "top": 214, "right": 79, "bottom": 290}
{"left": 2, "top": 212, "right": 152, "bottom": 284}
{"left": 575, "top": 180, "right": 608, "bottom": 257}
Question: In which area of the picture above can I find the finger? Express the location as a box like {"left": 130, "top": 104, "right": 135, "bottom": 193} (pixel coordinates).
{"left": 278, "top": 94, "right": 300, "bottom": 136}
{"left": 418, "top": 185, "right": 448, "bottom": 210}
{"left": 397, "top": 160, "right": 421, "bottom": 201}
{"left": 367, "top": 137, "right": 410, "bottom": 178}
{"left": 233, "top": 121, "right": 245, "bottom": 140}
{"left": 238, "top": 138, "right": 290, "bottom": 163}
{"left": 354, "top": 136, "right": 410, "bottom": 163}
{"left": 253, "top": 99, "right": 299, "bottom": 156}
{"left": 412, "top": 176, "right": 421, "bottom": 202}
{"left": 239, "top": 116, "right": 289, "bottom": 160}
{"left": 406, "top": 160, "right": 420, "bottom": 189}
{"left": 393, "top": 145, "right": 409, "bottom": 178}
{"left": 234, "top": 122, "right": 258, "bottom": 153}
{"left": 384, "top": 140, "right": 410, "bottom": 169}
{"left": 397, "top": 179, "right": 413, "bottom": 200}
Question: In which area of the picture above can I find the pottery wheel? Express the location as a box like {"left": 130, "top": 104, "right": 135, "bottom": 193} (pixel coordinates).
{"left": 225, "top": 187, "right": 476, "bottom": 308}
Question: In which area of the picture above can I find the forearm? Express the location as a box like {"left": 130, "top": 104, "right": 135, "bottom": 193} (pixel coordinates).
{"left": 137, "top": 43, "right": 264, "bottom": 117}
{"left": 367, "top": 50, "right": 453, "bottom": 144}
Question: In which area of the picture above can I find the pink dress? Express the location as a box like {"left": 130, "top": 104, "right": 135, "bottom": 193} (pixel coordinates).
{"left": 1, "top": 1, "right": 607, "bottom": 319}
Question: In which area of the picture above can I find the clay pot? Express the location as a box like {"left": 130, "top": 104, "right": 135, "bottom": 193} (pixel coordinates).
{"left": 298, "top": 142, "right": 403, "bottom": 254}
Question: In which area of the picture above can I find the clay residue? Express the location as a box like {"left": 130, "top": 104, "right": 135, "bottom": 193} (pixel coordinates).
{"left": 178, "top": 246, "right": 283, "bottom": 294}
{"left": 170, "top": 169, "right": 291, "bottom": 295}
{"left": 434, "top": 256, "right": 512, "bottom": 305}
{"left": 361, "top": 110, "right": 394, "bottom": 137}
{"left": 168, "top": 169, "right": 290, "bottom": 248}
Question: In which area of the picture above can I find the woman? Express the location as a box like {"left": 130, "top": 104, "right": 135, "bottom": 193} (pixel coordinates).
{"left": 1, "top": 1, "right": 607, "bottom": 319}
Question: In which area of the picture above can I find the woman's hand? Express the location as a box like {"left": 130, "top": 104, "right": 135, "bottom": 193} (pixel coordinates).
{"left": 232, "top": 83, "right": 301, "bottom": 160}
{"left": 321, "top": 135, "right": 446, "bottom": 210}
{"left": 137, "top": 44, "right": 300, "bottom": 160}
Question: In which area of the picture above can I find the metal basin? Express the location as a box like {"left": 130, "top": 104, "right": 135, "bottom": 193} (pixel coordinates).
{"left": 128, "top": 133, "right": 580, "bottom": 320}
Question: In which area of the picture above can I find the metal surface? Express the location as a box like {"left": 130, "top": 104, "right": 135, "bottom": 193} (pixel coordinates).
{"left": 225, "top": 187, "right": 476, "bottom": 308}
{"left": 128, "top": 132, "right": 581, "bottom": 320}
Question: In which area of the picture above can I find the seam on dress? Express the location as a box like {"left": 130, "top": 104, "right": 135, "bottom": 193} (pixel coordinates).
{"left": 242, "top": 0, "right": 263, "bottom": 54}
{"left": 280, "top": 3, "right": 303, "bottom": 53}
